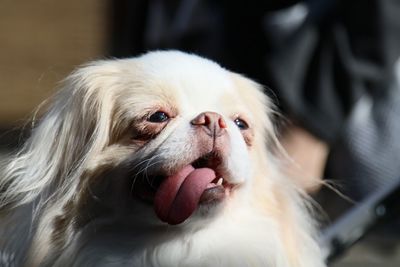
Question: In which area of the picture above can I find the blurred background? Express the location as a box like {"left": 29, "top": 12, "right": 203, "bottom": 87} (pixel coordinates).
{"left": 0, "top": 0, "right": 107, "bottom": 151}
{"left": 1, "top": 0, "right": 400, "bottom": 266}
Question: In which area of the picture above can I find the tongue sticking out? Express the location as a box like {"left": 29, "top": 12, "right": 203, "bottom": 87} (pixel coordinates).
{"left": 154, "top": 165, "right": 217, "bottom": 225}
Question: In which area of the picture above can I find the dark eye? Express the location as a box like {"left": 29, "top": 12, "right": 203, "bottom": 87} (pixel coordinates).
{"left": 234, "top": 118, "right": 249, "bottom": 130}
{"left": 148, "top": 111, "right": 170, "bottom": 123}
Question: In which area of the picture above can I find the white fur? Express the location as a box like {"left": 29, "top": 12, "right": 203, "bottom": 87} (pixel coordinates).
{"left": 0, "top": 51, "right": 325, "bottom": 267}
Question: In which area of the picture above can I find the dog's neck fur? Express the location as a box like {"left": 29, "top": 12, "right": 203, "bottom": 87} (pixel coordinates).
{"left": 35, "top": 201, "right": 314, "bottom": 267}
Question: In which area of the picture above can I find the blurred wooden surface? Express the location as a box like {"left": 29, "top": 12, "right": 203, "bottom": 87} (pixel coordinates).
{"left": 0, "top": 0, "right": 108, "bottom": 126}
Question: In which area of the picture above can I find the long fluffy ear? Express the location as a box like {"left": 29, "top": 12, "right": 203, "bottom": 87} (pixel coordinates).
{"left": 0, "top": 60, "right": 119, "bottom": 210}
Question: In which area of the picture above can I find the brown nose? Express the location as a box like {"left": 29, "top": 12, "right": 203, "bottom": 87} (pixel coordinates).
{"left": 191, "top": 112, "right": 227, "bottom": 137}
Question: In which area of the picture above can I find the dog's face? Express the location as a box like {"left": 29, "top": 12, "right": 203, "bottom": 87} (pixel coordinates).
{"left": 68, "top": 51, "right": 274, "bottom": 228}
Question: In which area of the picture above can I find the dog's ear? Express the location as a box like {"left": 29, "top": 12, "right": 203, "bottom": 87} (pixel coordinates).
{"left": 0, "top": 61, "right": 119, "bottom": 210}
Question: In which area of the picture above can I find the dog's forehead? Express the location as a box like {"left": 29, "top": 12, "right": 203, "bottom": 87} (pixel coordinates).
{"left": 134, "top": 51, "right": 243, "bottom": 113}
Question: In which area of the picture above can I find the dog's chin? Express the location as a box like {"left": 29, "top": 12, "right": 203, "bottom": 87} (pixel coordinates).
{"left": 131, "top": 152, "right": 238, "bottom": 225}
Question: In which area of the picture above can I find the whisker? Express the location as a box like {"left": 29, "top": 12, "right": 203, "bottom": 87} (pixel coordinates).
{"left": 130, "top": 155, "right": 162, "bottom": 192}
{"left": 142, "top": 158, "right": 165, "bottom": 190}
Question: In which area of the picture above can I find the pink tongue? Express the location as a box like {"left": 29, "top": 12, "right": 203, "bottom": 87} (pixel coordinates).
{"left": 154, "top": 165, "right": 216, "bottom": 225}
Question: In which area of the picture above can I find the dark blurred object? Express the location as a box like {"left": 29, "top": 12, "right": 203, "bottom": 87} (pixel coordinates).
{"left": 321, "top": 177, "right": 400, "bottom": 262}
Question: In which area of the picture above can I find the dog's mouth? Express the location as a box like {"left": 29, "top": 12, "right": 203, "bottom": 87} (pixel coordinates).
{"left": 132, "top": 153, "right": 236, "bottom": 225}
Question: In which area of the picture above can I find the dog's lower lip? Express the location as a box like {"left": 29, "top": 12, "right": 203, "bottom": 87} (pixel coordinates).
{"left": 199, "top": 185, "right": 226, "bottom": 204}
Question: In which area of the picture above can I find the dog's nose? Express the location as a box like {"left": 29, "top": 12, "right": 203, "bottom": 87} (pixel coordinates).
{"left": 191, "top": 112, "right": 227, "bottom": 137}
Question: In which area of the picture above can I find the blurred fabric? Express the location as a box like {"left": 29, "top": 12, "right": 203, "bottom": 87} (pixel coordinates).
{"left": 326, "top": 83, "right": 400, "bottom": 200}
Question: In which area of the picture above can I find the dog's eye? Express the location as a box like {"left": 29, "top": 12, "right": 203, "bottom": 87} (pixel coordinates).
{"left": 234, "top": 118, "right": 249, "bottom": 130}
{"left": 148, "top": 111, "right": 170, "bottom": 123}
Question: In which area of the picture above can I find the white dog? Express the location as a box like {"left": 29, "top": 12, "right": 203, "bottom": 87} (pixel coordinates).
{"left": 0, "top": 51, "right": 325, "bottom": 267}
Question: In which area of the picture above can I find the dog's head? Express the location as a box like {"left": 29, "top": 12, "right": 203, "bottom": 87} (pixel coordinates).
{"left": 63, "top": 51, "right": 277, "bottom": 226}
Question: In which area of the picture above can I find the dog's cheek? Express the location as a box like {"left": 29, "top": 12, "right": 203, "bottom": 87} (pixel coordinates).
{"left": 224, "top": 127, "right": 252, "bottom": 184}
